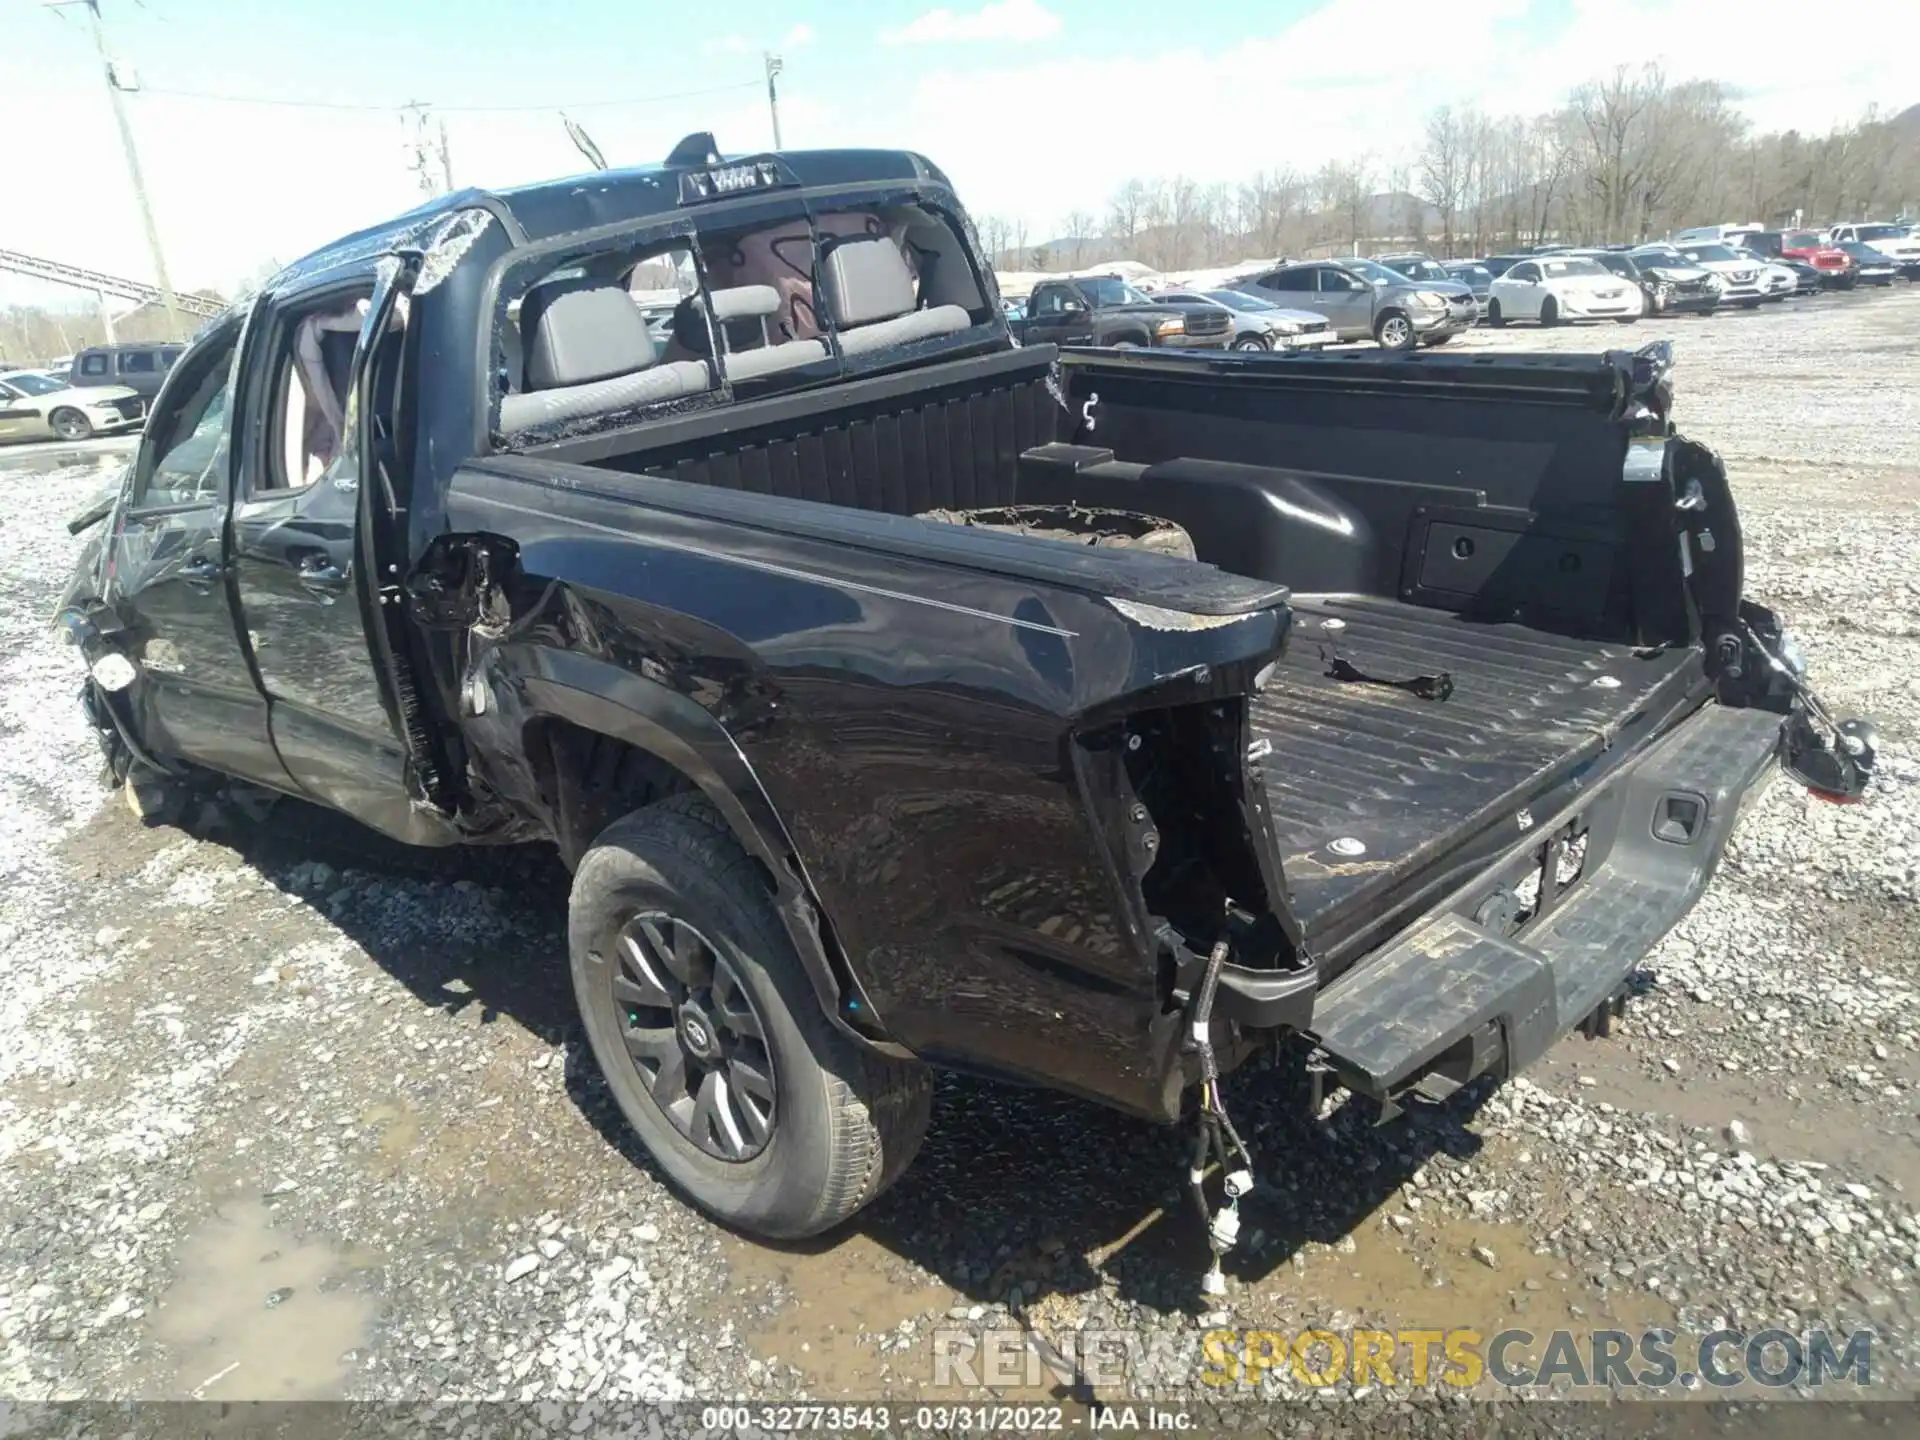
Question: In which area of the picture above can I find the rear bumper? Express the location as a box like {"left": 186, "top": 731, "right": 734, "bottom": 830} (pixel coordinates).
{"left": 1291, "top": 702, "right": 1783, "bottom": 1100}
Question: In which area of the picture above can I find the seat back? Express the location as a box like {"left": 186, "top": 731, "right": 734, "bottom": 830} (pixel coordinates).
{"left": 499, "top": 278, "right": 713, "bottom": 434}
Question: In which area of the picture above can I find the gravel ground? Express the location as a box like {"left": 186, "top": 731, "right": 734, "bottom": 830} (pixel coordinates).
{"left": 0, "top": 289, "right": 1916, "bottom": 1426}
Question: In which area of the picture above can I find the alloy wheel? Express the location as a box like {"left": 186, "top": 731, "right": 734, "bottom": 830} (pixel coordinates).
{"left": 1379, "top": 316, "right": 1412, "bottom": 349}
{"left": 611, "top": 912, "right": 777, "bottom": 1161}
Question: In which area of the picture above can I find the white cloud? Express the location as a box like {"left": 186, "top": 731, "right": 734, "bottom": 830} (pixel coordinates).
{"left": 782, "top": 23, "right": 815, "bottom": 48}
{"left": 881, "top": 0, "right": 1061, "bottom": 47}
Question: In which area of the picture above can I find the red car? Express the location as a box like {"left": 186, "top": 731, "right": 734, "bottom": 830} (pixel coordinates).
{"left": 1747, "top": 229, "right": 1856, "bottom": 288}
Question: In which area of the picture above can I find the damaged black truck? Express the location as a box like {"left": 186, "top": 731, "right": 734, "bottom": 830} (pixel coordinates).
{"left": 57, "top": 135, "right": 1876, "bottom": 1275}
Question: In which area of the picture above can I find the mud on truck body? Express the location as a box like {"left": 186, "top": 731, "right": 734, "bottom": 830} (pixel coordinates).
{"left": 57, "top": 132, "right": 1876, "bottom": 1287}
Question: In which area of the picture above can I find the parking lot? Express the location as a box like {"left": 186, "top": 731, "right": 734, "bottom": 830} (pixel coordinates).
{"left": 1, "top": 286, "right": 1915, "bottom": 1414}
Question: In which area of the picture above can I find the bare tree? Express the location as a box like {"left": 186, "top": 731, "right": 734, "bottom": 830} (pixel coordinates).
{"left": 1107, "top": 180, "right": 1148, "bottom": 247}
{"left": 1060, "top": 209, "right": 1094, "bottom": 267}
{"left": 1317, "top": 156, "right": 1374, "bottom": 253}
{"left": 1419, "top": 106, "right": 1470, "bottom": 255}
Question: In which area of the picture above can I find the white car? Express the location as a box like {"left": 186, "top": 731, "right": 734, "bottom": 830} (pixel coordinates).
{"left": 1826, "top": 223, "right": 1920, "bottom": 268}
{"left": 0, "top": 369, "right": 146, "bottom": 444}
{"left": 1748, "top": 256, "right": 1798, "bottom": 300}
{"left": 1486, "top": 255, "right": 1644, "bottom": 327}
{"left": 1675, "top": 244, "right": 1767, "bottom": 307}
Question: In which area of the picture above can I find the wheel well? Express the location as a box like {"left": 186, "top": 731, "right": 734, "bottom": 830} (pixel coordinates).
{"left": 525, "top": 715, "right": 702, "bottom": 871}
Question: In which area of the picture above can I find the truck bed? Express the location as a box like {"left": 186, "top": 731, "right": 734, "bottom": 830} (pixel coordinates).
{"left": 1252, "top": 595, "right": 1706, "bottom": 958}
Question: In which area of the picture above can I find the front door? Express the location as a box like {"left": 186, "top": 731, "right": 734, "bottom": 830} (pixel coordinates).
{"left": 228, "top": 269, "right": 449, "bottom": 844}
{"left": 109, "top": 315, "right": 291, "bottom": 789}
{"left": 1315, "top": 266, "right": 1374, "bottom": 338}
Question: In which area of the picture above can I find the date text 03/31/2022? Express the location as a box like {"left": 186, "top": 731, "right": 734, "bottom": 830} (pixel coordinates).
{"left": 698, "top": 1405, "right": 1197, "bottom": 1431}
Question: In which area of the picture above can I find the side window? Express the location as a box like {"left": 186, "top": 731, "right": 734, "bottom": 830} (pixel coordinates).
{"left": 1030, "top": 286, "right": 1066, "bottom": 316}
{"left": 1509, "top": 263, "right": 1540, "bottom": 283}
{"left": 120, "top": 351, "right": 156, "bottom": 375}
{"left": 1259, "top": 270, "right": 1313, "bottom": 293}
{"left": 130, "top": 336, "right": 238, "bottom": 510}
{"left": 1320, "top": 269, "right": 1365, "bottom": 292}
{"left": 257, "top": 293, "right": 372, "bottom": 495}
{"left": 80, "top": 354, "right": 110, "bottom": 377}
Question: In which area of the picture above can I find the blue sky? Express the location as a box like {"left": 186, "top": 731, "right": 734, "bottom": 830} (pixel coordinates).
{"left": 5, "top": 0, "right": 1910, "bottom": 304}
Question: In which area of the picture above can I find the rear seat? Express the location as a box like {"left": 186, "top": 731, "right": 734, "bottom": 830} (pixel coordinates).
{"left": 498, "top": 277, "right": 713, "bottom": 434}
{"left": 819, "top": 237, "right": 972, "bottom": 357}
{"left": 697, "top": 284, "right": 828, "bottom": 380}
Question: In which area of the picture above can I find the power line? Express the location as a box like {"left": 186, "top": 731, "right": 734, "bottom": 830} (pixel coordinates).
{"left": 134, "top": 78, "right": 763, "bottom": 115}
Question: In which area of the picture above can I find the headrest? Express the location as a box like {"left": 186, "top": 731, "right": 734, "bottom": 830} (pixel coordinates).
{"left": 700, "top": 285, "right": 780, "bottom": 323}
{"left": 820, "top": 237, "right": 916, "bottom": 329}
{"left": 520, "top": 277, "right": 656, "bottom": 390}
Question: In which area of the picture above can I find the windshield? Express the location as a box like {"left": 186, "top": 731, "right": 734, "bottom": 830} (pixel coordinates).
{"left": 1856, "top": 225, "right": 1906, "bottom": 241}
{"left": 1078, "top": 276, "right": 1156, "bottom": 307}
{"left": 1341, "top": 257, "right": 1403, "bottom": 286}
{"left": 1, "top": 372, "right": 66, "bottom": 396}
{"left": 1396, "top": 259, "right": 1449, "bottom": 281}
{"left": 1447, "top": 265, "right": 1492, "bottom": 285}
{"left": 1783, "top": 232, "right": 1822, "bottom": 249}
{"left": 1540, "top": 258, "right": 1606, "bottom": 278}
{"left": 1685, "top": 244, "right": 1740, "bottom": 263}
{"left": 1204, "top": 290, "right": 1270, "bottom": 312}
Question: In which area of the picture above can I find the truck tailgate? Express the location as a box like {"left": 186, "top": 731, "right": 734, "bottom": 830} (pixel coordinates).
{"left": 1252, "top": 595, "right": 1706, "bottom": 959}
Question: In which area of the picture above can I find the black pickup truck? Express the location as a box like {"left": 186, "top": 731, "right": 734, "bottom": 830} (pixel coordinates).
{"left": 57, "top": 133, "right": 1874, "bottom": 1267}
{"left": 1009, "top": 274, "right": 1233, "bottom": 350}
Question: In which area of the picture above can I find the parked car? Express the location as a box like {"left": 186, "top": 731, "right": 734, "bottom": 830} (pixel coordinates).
{"left": 1480, "top": 253, "right": 1533, "bottom": 278}
{"left": 1600, "top": 247, "right": 1719, "bottom": 315}
{"left": 1666, "top": 244, "right": 1771, "bottom": 308}
{"left": 1747, "top": 252, "right": 1825, "bottom": 296}
{"left": 67, "top": 343, "right": 187, "bottom": 401}
{"left": 1825, "top": 223, "right": 1920, "bottom": 276}
{"left": 1741, "top": 230, "right": 1856, "bottom": 288}
{"left": 0, "top": 367, "right": 146, "bottom": 443}
{"left": 1152, "top": 289, "right": 1334, "bottom": 351}
{"left": 1373, "top": 252, "right": 1453, "bottom": 283}
{"left": 1233, "top": 258, "right": 1476, "bottom": 351}
{"left": 1833, "top": 241, "right": 1900, "bottom": 286}
{"left": 1009, "top": 275, "right": 1232, "bottom": 350}
{"left": 1486, "top": 254, "right": 1644, "bottom": 326}
{"left": 1440, "top": 261, "right": 1494, "bottom": 317}
{"left": 1673, "top": 224, "right": 1762, "bottom": 248}
{"left": 53, "top": 135, "right": 1873, "bottom": 1263}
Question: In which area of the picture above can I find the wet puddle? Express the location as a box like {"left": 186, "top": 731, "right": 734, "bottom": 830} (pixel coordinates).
{"left": 725, "top": 1231, "right": 958, "bottom": 1397}
{"left": 146, "top": 1199, "right": 376, "bottom": 1399}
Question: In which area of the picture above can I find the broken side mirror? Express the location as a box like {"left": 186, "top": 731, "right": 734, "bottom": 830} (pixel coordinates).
{"left": 1781, "top": 709, "right": 1877, "bottom": 804}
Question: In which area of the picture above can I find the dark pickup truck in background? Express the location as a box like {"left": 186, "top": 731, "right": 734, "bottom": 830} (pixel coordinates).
{"left": 1009, "top": 273, "right": 1233, "bottom": 350}
{"left": 56, "top": 133, "right": 1875, "bottom": 1281}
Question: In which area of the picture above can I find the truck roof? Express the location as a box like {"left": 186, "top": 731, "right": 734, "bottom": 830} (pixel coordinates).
{"left": 270, "top": 137, "right": 953, "bottom": 289}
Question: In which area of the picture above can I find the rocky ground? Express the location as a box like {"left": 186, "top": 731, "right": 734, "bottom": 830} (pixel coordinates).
{"left": 0, "top": 288, "right": 1915, "bottom": 1428}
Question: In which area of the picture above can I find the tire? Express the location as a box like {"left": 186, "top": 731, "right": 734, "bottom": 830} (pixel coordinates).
{"left": 1739, "top": 299, "right": 1762, "bottom": 310}
{"left": 50, "top": 408, "right": 93, "bottom": 442}
{"left": 1232, "top": 335, "right": 1268, "bottom": 351}
{"left": 1374, "top": 311, "right": 1416, "bottom": 352}
{"left": 1110, "top": 336, "right": 1145, "bottom": 349}
{"left": 1538, "top": 296, "right": 1560, "bottom": 327}
{"left": 569, "top": 794, "right": 932, "bottom": 1240}
{"left": 123, "top": 759, "right": 188, "bottom": 827}
{"left": 1613, "top": 316, "right": 1638, "bottom": 324}
{"left": 1486, "top": 299, "right": 1504, "bottom": 328}
{"left": 1420, "top": 333, "right": 1454, "bottom": 347}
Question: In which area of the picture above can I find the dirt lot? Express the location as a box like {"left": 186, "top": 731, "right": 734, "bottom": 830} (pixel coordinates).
{"left": 1, "top": 287, "right": 1916, "bottom": 1419}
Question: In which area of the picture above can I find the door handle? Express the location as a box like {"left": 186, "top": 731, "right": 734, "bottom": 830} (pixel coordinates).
{"left": 296, "top": 557, "right": 347, "bottom": 591}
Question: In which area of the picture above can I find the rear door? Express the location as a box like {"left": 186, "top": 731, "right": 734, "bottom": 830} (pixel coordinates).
{"left": 228, "top": 268, "right": 451, "bottom": 843}
{"left": 108, "top": 314, "right": 291, "bottom": 789}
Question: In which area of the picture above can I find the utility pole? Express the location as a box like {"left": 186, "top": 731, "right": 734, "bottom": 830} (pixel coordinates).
{"left": 764, "top": 52, "right": 784, "bottom": 150}
{"left": 65, "top": 0, "right": 183, "bottom": 340}
{"left": 436, "top": 117, "right": 455, "bottom": 192}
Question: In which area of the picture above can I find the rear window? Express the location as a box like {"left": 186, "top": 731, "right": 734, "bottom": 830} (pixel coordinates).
{"left": 491, "top": 197, "right": 990, "bottom": 446}
{"left": 79, "top": 354, "right": 110, "bottom": 376}
{"left": 120, "top": 351, "right": 157, "bottom": 374}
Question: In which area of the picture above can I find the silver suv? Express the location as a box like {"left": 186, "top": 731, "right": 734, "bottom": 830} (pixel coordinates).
{"left": 1231, "top": 257, "right": 1477, "bottom": 350}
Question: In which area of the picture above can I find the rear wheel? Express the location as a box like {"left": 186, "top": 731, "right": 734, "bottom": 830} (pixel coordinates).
{"left": 1233, "top": 335, "right": 1268, "bottom": 351}
{"left": 1374, "top": 311, "right": 1416, "bottom": 352}
{"left": 569, "top": 795, "right": 932, "bottom": 1239}
{"left": 1420, "top": 333, "right": 1454, "bottom": 347}
{"left": 1486, "top": 299, "right": 1505, "bottom": 328}
{"left": 1538, "top": 295, "right": 1560, "bottom": 327}
{"left": 50, "top": 408, "right": 93, "bottom": 442}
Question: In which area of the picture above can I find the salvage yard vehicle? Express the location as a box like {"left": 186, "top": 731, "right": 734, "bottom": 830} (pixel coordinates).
{"left": 0, "top": 367, "right": 146, "bottom": 443}
{"left": 1009, "top": 274, "right": 1231, "bottom": 350}
{"left": 1742, "top": 230, "right": 1857, "bottom": 288}
{"left": 55, "top": 135, "right": 1877, "bottom": 1280}
{"left": 1149, "top": 289, "right": 1334, "bottom": 351}
{"left": 1486, "top": 255, "right": 1643, "bottom": 326}
{"left": 1825, "top": 222, "right": 1920, "bottom": 276}
{"left": 1675, "top": 243, "right": 1768, "bottom": 308}
{"left": 1232, "top": 257, "right": 1475, "bottom": 351}
{"left": 1833, "top": 241, "right": 1900, "bottom": 286}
